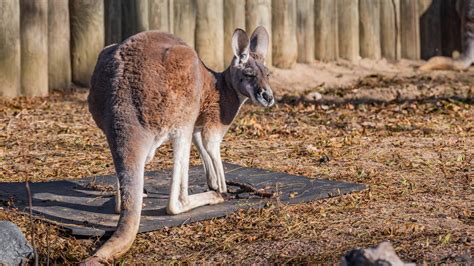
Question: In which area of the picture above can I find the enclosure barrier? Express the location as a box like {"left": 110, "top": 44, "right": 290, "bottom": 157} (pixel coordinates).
{"left": 0, "top": 0, "right": 464, "bottom": 98}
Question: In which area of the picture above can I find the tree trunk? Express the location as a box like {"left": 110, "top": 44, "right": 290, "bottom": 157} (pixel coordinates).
{"left": 224, "top": 0, "right": 246, "bottom": 65}
{"left": 272, "top": 0, "right": 297, "bottom": 68}
{"left": 105, "top": 0, "right": 122, "bottom": 45}
{"left": 296, "top": 0, "right": 315, "bottom": 63}
{"left": 21, "top": 0, "right": 49, "bottom": 96}
{"left": 48, "top": 0, "right": 71, "bottom": 91}
{"left": 196, "top": 0, "right": 224, "bottom": 70}
{"left": 359, "top": 0, "right": 382, "bottom": 59}
{"left": 246, "top": 0, "right": 272, "bottom": 65}
{"left": 380, "top": 0, "right": 401, "bottom": 60}
{"left": 122, "top": 0, "right": 149, "bottom": 39}
{"left": 400, "top": 0, "right": 420, "bottom": 59}
{"left": 0, "top": 0, "right": 21, "bottom": 98}
{"left": 70, "top": 0, "right": 104, "bottom": 87}
{"left": 440, "top": 0, "right": 462, "bottom": 56}
{"left": 173, "top": 0, "right": 196, "bottom": 48}
{"left": 314, "top": 0, "right": 338, "bottom": 61}
{"left": 338, "top": 0, "right": 359, "bottom": 61}
{"left": 149, "top": 0, "right": 172, "bottom": 32}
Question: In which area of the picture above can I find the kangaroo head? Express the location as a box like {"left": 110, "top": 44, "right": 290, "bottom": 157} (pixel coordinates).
{"left": 229, "top": 26, "right": 274, "bottom": 107}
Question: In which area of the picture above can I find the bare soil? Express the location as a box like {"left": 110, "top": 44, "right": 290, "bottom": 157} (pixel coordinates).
{"left": 0, "top": 62, "right": 472, "bottom": 264}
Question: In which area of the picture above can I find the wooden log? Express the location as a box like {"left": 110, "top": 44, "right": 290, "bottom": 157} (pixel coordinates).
{"left": 420, "top": 0, "right": 442, "bottom": 59}
{"left": 70, "top": 0, "right": 104, "bottom": 87}
{"left": 0, "top": 0, "right": 21, "bottom": 98}
{"left": 20, "top": 0, "right": 49, "bottom": 97}
{"left": 272, "top": 0, "right": 297, "bottom": 68}
{"left": 337, "top": 0, "right": 359, "bottom": 61}
{"left": 104, "top": 0, "right": 122, "bottom": 45}
{"left": 296, "top": 0, "right": 315, "bottom": 63}
{"left": 314, "top": 0, "right": 338, "bottom": 61}
{"left": 149, "top": 0, "right": 172, "bottom": 32}
{"left": 224, "top": 0, "right": 246, "bottom": 65}
{"left": 400, "top": 0, "right": 420, "bottom": 59}
{"left": 122, "top": 0, "right": 149, "bottom": 39}
{"left": 380, "top": 0, "right": 401, "bottom": 60}
{"left": 359, "top": 0, "right": 381, "bottom": 59}
{"left": 48, "top": 0, "right": 71, "bottom": 91}
{"left": 246, "top": 0, "right": 272, "bottom": 65}
{"left": 173, "top": 0, "right": 196, "bottom": 48}
{"left": 195, "top": 0, "right": 224, "bottom": 70}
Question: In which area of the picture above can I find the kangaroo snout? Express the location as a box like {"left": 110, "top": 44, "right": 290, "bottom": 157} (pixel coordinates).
{"left": 256, "top": 89, "right": 274, "bottom": 107}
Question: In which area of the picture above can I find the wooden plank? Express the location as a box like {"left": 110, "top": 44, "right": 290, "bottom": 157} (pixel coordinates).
{"left": 173, "top": 0, "right": 196, "bottom": 48}
{"left": 338, "top": 0, "right": 359, "bottom": 61}
{"left": 419, "top": 0, "right": 442, "bottom": 59}
{"left": 296, "top": 0, "right": 315, "bottom": 63}
{"left": 359, "top": 0, "right": 382, "bottom": 59}
{"left": 195, "top": 0, "right": 224, "bottom": 70}
{"left": 20, "top": 0, "right": 49, "bottom": 96}
{"left": 380, "top": 0, "right": 401, "bottom": 60}
{"left": 400, "top": 0, "right": 420, "bottom": 59}
{"left": 122, "top": 0, "right": 149, "bottom": 39}
{"left": 272, "top": 0, "right": 297, "bottom": 68}
{"left": 224, "top": 0, "right": 246, "bottom": 65}
{"left": 149, "top": 0, "right": 172, "bottom": 32}
{"left": 48, "top": 0, "right": 71, "bottom": 91}
{"left": 314, "top": 0, "right": 338, "bottom": 61}
{"left": 70, "top": 0, "right": 105, "bottom": 87}
{"left": 104, "top": 0, "right": 122, "bottom": 45}
{"left": 246, "top": 0, "right": 272, "bottom": 65}
{"left": 0, "top": 0, "right": 21, "bottom": 98}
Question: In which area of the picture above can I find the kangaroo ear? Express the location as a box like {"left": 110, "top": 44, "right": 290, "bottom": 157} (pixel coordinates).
{"left": 232, "top": 28, "right": 250, "bottom": 64}
{"left": 249, "top": 26, "right": 269, "bottom": 59}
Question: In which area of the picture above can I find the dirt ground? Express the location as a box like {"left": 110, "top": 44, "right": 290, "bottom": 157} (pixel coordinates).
{"left": 0, "top": 61, "right": 472, "bottom": 264}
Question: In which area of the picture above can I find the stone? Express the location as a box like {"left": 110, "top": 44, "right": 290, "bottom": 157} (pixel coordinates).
{"left": 0, "top": 221, "right": 33, "bottom": 265}
{"left": 342, "top": 242, "right": 414, "bottom": 266}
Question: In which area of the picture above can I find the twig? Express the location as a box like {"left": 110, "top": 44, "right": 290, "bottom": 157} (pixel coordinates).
{"left": 225, "top": 180, "right": 275, "bottom": 198}
{"left": 25, "top": 181, "right": 38, "bottom": 266}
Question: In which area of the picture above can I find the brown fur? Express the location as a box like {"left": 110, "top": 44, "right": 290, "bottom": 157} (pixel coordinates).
{"left": 85, "top": 28, "right": 273, "bottom": 263}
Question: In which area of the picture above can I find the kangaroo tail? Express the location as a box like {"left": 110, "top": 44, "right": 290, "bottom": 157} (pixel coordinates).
{"left": 83, "top": 137, "right": 148, "bottom": 264}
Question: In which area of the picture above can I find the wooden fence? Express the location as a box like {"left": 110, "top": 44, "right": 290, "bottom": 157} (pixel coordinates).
{"left": 0, "top": 0, "right": 463, "bottom": 98}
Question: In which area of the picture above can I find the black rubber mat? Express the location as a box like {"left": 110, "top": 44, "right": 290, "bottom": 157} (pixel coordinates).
{"left": 0, "top": 163, "right": 366, "bottom": 237}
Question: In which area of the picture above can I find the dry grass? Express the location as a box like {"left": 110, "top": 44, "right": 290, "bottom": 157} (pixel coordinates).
{"left": 0, "top": 74, "right": 472, "bottom": 264}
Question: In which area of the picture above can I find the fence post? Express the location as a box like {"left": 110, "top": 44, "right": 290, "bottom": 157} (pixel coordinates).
{"left": 149, "top": 0, "right": 172, "bottom": 32}
{"left": 314, "top": 0, "right": 338, "bottom": 61}
{"left": 380, "top": 0, "right": 401, "bottom": 60}
{"left": 173, "top": 0, "right": 196, "bottom": 48}
{"left": 0, "top": 0, "right": 21, "bottom": 98}
{"left": 48, "top": 0, "right": 71, "bottom": 91}
{"left": 70, "top": 0, "right": 104, "bottom": 87}
{"left": 105, "top": 0, "right": 122, "bottom": 45}
{"left": 297, "top": 0, "right": 315, "bottom": 63}
{"left": 246, "top": 0, "right": 272, "bottom": 65}
{"left": 272, "top": 0, "right": 297, "bottom": 68}
{"left": 224, "top": 0, "right": 246, "bottom": 65}
{"left": 400, "top": 0, "right": 420, "bottom": 59}
{"left": 122, "top": 0, "right": 149, "bottom": 39}
{"left": 196, "top": 0, "right": 224, "bottom": 70}
{"left": 21, "top": 0, "right": 49, "bottom": 97}
{"left": 338, "top": 0, "right": 359, "bottom": 61}
{"left": 359, "top": 0, "right": 381, "bottom": 59}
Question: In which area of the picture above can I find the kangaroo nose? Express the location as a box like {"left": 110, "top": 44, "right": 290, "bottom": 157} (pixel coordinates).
{"left": 262, "top": 91, "right": 273, "bottom": 103}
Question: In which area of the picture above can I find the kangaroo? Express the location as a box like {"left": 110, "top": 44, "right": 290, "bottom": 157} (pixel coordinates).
{"left": 84, "top": 26, "right": 273, "bottom": 263}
